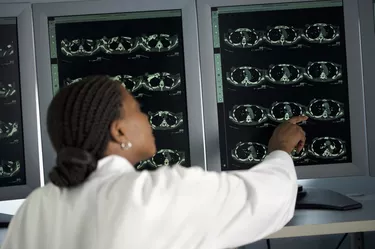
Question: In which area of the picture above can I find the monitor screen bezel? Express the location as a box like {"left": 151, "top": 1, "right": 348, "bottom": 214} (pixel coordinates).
{"left": 32, "top": 0, "right": 206, "bottom": 182}
{"left": 0, "top": 3, "right": 42, "bottom": 200}
{"left": 197, "top": 0, "right": 368, "bottom": 179}
{"left": 358, "top": 0, "right": 375, "bottom": 177}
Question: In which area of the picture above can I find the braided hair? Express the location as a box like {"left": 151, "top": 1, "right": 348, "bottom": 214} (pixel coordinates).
{"left": 47, "top": 75, "right": 123, "bottom": 187}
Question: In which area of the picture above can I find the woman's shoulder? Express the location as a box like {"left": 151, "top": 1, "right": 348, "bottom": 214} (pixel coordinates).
{"left": 21, "top": 183, "right": 57, "bottom": 205}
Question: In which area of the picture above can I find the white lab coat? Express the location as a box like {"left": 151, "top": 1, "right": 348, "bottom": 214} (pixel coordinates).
{"left": 2, "top": 150, "right": 297, "bottom": 249}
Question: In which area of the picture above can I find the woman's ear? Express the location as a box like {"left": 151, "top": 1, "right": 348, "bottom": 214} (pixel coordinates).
{"left": 109, "top": 119, "right": 127, "bottom": 143}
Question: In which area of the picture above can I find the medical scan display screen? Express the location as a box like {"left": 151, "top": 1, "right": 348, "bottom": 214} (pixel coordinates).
{"left": 0, "top": 18, "right": 26, "bottom": 186}
{"left": 212, "top": 0, "right": 352, "bottom": 171}
{"left": 48, "top": 10, "right": 190, "bottom": 170}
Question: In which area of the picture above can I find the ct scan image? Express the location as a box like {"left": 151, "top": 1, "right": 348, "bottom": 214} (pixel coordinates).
{"left": 212, "top": 2, "right": 352, "bottom": 170}
{"left": 48, "top": 11, "right": 191, "bottom": 171}
{"left": 0, "top": 21, "right": 26, "bottom": 186}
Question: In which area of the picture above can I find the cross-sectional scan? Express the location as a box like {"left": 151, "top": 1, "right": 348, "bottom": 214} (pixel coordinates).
{"left": 0, "top": 81, "right": 16, "bottom": 105}
{"left": 231, "top": 142, "right": 267, "bottom": 164}
{"left": 225, "top": 61, "right": 342, "bottom": 88}
{"left": 65, "top": 72, "right": 181, "bottom": 93}
{"left": 227, "top": 98, "right": 345, "bottom": 126}
{"left": 140, "top": 34, "right": 179, "bottom": 52}
{"left": 0, "top": 42, "right": 14, "bottom": 58}
{"left": 223, "top": 23, "right": 340, "bottom": 49}
{"left": 0, "top": 160, "right": 21, "bottom": 178}
{"left": 140, "top": 72, "right": 181, "bottom": 91}
{"left": 136, "top": 149, "right": 185, "bottom": 170}
{"left": 48, "top": 10, "right": 190, "bottom": 170}
{"left": 149, "top": 111, "right": 183, "bottom": 130}
{"left": 212, "top": 1, "right": 352, "bottom": 170}
{"left": 60, "top": 34, "right": 179, "bottom": 56}
{"left": 0, "top": 21, "right": 26, "bottom": 186}
{"left": 0, "top": 120, "right": 19, "bottom": 144}
{"left": 231, "top": 136, "right": 347, "bottom": 167}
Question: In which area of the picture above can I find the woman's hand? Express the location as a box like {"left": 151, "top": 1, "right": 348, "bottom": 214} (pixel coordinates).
{"left": 268, "top": 116, "right": 308, "bottom": 154}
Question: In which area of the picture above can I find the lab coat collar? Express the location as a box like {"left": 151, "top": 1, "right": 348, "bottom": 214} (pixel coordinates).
{"left": 91, "top": 155, "right": 135, "bottom": 178}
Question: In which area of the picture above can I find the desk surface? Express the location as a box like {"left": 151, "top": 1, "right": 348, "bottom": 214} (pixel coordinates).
{"left": 268, "top": 194, "right": 375, "bottom": 238}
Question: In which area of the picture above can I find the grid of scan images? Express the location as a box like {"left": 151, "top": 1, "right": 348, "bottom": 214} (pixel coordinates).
{"left": 212, "top": 1, "right": 352, "bottom": 170}
{"left": 0, "top": 20, "right": 26, "bottom": 186}
{"left": 48, "top": 11, "right": 190, "bottom": 170}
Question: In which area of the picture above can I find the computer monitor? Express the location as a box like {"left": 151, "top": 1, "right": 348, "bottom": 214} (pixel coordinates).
{"left": 33, "top": 0, "right": 205, "bottom": 182}
{"left": 197, "top": 0, "right": 368, "bottom": 210}
{"left": 0, "top": 3, "right": 42, "bottom": 224}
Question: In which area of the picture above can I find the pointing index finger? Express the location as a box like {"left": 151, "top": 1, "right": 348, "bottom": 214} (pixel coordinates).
{"left": 288, "top": 116, "right": 308, "bottom": 124}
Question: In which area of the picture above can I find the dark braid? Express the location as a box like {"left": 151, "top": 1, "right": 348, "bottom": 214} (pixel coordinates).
{"left": 47, "top": 75, "right": 123, "bottom": 187}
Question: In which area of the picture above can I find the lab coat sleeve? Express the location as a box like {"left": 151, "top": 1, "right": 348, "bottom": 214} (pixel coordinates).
{"left": 113, "top": 150, "right": 297, "bottom": 249}
{"left": 207, "top": 150, "right": 298, "bottom": 248}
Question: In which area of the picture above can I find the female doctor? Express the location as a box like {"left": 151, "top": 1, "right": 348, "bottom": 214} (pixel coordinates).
{"left": 3, "top": 75, "right": 307, "bottom": 249}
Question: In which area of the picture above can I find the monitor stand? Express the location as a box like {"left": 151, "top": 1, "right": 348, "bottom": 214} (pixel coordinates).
{"left": 296, "top": 185, "right": 362, "bottom": 210}
{"left": 0, "top": 213, "right": 13, "bottom": 228}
